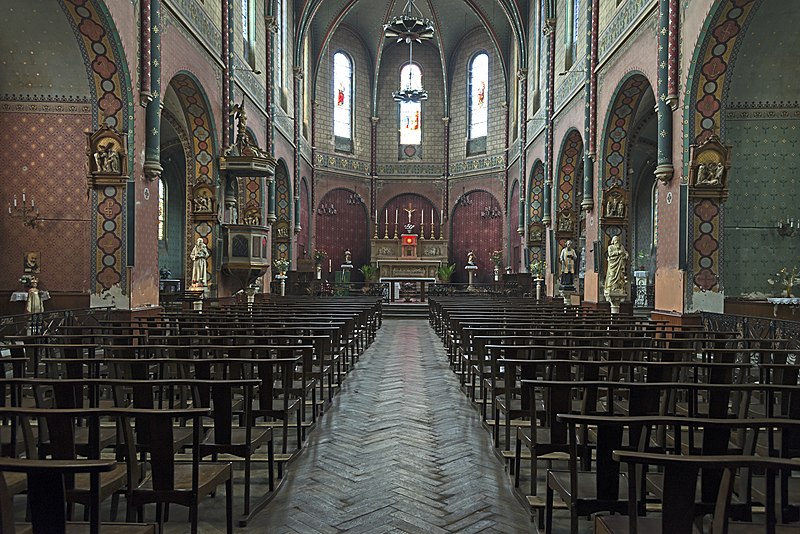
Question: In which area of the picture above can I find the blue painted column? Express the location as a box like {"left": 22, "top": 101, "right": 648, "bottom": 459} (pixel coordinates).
{"left": 143, "top": 0, "right": 162, "bottom": 182}
{"left": 655, "top": 0, "right": 674, "bottom": 184}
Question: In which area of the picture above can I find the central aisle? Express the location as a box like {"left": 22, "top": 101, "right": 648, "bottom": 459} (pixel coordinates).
{"left": 261, "top": 319, "right": 535, "bottom": 533}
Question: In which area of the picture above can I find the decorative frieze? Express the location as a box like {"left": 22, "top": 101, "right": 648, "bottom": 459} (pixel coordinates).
{"left": 598, "top": 0, "right": 655, "bottom": 60}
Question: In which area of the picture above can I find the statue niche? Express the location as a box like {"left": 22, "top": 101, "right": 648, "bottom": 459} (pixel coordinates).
{"left": 689, "top": 134, "right": 732, "bottom": 201}
{"left": 85, "top": 125, "right": 128, "bottom": 186}
{"left": 192, "top": 184, "right": 216, "bottom": 221}
{"left": 602, "top": 186, "right": 627, "bottom": 223}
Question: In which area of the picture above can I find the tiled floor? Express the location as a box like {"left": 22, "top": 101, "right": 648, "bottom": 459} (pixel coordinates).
{"left": 153, "top": 319, "right": 538, "bottom": 532}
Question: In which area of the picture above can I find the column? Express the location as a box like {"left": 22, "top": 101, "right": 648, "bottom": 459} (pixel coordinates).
{"left": 143, "top": 0, "right": 162, "bottom": 182}
{"left": 655, "top": 0, "right": 674, "bottom": 184}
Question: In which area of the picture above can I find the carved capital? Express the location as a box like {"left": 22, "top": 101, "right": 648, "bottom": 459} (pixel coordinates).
{"left": 654, "top": 163, "right": 674, "bottom": 185}
{"left": 143, "top": 160, "right": 162, "bottom": 182}
{"left": 371, "top": 116, "right": 380, "bottom": 125}
{"left": 441, "top": 116, "right": 450, "bottom": 125}
{"left": 264, "top": 15, "right": 278, "bottom": 33}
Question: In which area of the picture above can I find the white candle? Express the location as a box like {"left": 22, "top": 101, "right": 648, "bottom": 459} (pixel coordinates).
{"left": 31, "top": 198, "right": 34, "bottom": 207}
{"left": 440, "top": 209, "right": 443, "bottom": 221}
{"left": 7, "top": 204, "right": 10, "bottom": 214}
{"left": 329, "top": 259, "right": 332, "bottom": 272}
{"left": 395, "top": 209, "right": 398, "bottom": 224}
{"left": 385, "top": 209, "right": 388, "bottom": 225}
{"left": 375, "top": 209, "right": 378, "bottom": 222}
{"left": 22, "top": 190, "right": 25, "bottom": 202}
{"left": 13, "top": 195, "right": 17, "bottom": 207}
{"left": 421, "top": 209, "right": 424, "bottom": 225}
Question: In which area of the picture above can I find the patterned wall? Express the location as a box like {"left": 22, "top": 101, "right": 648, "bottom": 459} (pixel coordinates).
{"left": 451, "top": 190, "right": 503, "bottom": 283}
{"left": 0, "top": 111, "right": 92, "bottom": 293}
{"left": 528, "top": 160, "right": 545, "bottom": 222}
{"left": 379, "top": 193, "right": 439, "bottom": 240}
{"left": 557, "top": 130, "right": 583, "bottom": 213}
{"left": 297, "top": 178, "right": 310, "bottom": 259}
{"left": 315, "top": 188, "right": 369, "bottom": 277}
{"left": 272, "top": 162, "right": 292, "bottom": 261}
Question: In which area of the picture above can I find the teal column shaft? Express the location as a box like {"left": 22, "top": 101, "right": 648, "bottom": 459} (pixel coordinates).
{"left": 581, "top": 0, "right": 593, "bottom": 210}
{"left": 656, "top": 0, "right": 673, "bottom": 173}
{"left": 144, "top": 0, "right": 161, "bottom": 167}
{"left": 268, "top": 180, "right": 276, "bottom": 222}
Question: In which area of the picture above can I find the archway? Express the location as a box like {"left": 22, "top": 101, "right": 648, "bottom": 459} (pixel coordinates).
{"left": 315, "top": 188, "right": 369, "bottom": 280}
{"left": 272, "top": 160, "right": 292, "bottom": 262}
{"left": 451, "top": 190, "right": 503, "bottom": 283}
{"left": 527, "top": 160, "right": 546, "bottom": 268}
{"left": 684, "top": 0, "right": 798, "bottom": 305}
{"left": 166, "top": 73, "right": 218, "bottom": 286}
{"left": 379, "top": 193, "right": 440, "bottom": 241}
{"left": 555, "top": 129, "right": 584, "bottom": 295}
{"left": 599, "top": 73, "right": 655, "bottom": 298}
{"left": 157, "top": 110, "right": 190, "bottom": 283}
{"left": 508, "top": 180, "right": 521, "bottom": 273}
{"left": 297, "top": 178, "right": 311, "bottom": 260}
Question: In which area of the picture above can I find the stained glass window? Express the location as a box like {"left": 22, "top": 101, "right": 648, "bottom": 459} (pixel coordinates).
{"left": 333, "top": 52, "right": 353, "bottom": 140}
{"left": 468, "top": 53, "right": 489, "bottom": 139}
{"left": 242, "top": 0, "right": 255, "bottom": 66}
{"left": 399, "top": 64, "right": 422, "bottom": 145}
{"left": 158, "top": 178, "right": 165, "bottom": 241}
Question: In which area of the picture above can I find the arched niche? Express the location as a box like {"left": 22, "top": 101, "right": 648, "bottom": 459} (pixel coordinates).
{"left": 451, "top": 189, "right": 503, "bottom": 283}
{"left": 379, "top": 193, "right": 440, "bottom": 240}
{"left": 315, "top": 188, "right": 369, "bottom": 279}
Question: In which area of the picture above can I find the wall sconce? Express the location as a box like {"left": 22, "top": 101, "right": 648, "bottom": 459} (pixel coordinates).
{"left": 346, "top": 193, "right": 363, "bottom": 205}
{"left": 8, "top": 190, "right": 40, "bottom": 228}
{"left": 777, "top": 218, "right": 798, "bottom": 237}
{"left": 456, "top": 193, "right": 472, "bottom": 207}
{"left": 317, "top": 203, "right": 337, "bottom": 216}
{"left": 481, "top": 206, "right": 502, "bottom": 219}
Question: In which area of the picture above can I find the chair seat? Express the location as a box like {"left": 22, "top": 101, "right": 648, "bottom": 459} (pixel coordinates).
{"left": 70, "top": 461, "right": 128, "bottom": 502}
{"left": 14, "top": 523, "right": 155, "bottom": 534}
{"left": 202, "top": 427, "right": 271, "bottom": 450}
{"left": 548, "top": 469, "right": 629, "bottom": 503}
{"left": 132, "top": 462, "right": 232, "bottom": 506}
{"left": 595, "top": 514, "right": 702, "bottom": 534}
{"left": 2, "top": 472, "right": 26, "bottom": 495}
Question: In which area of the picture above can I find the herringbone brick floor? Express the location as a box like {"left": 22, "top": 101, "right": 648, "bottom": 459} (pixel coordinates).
{"left": 258, "top": 319, "right": 536, "bottom": 533}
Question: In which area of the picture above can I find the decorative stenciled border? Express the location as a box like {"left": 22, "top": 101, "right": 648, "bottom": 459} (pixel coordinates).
{"left": 597, "top": 0, "right": 654, "bottom": 60}
{"left": 0, "top": 99, "right": 91, "bottom": 115}
{"left": 60, "top": 0, "right": 132, "bottom": 295}
{"left": 528, "top": 160, "right": 545, "bottom": 222}
{"left": 163, "top": 0, "right": 221, "bottom": 52}
{"left": 449, "top": 155, "right": 505, "bottom": 176}
{"left": 315, "top": 152, "right": 370, "bottom": 174}
{"left": 557, "top": 130, "right": 583, "bottom": 212}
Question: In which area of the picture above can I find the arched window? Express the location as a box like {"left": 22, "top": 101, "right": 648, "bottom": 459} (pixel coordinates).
{"left": 274, "top": 0, "right": 283, "bottom": 103}
{"left": 399, "top": 63, "right": 422, "bottom": 146}
{"left": 565, "top": 0, "right": 579, "bottom": 66}
{"left": 242, "top": 0, "right": 255, "bottom": 67}
{"left": 158, "top": 177, "right": 166, "bottom": 241}
{"left": 468, "top": 52, "right": 488, "bottom": 153}
{"left": 333, "top": 52, "right": 353, "bottom": 149}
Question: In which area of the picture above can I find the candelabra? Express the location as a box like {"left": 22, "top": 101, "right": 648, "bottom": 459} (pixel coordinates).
{"left": 8, "top": 190, "right": 39, "bottom": 228}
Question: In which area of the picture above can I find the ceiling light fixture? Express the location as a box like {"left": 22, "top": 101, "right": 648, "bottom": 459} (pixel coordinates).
{"left": 385, "top": 0, "right": 433, "bottom": 104}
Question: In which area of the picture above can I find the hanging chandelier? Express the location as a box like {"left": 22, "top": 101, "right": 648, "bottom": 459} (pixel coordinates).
{"left": 385, "top": 0, "right": 434, "bottom": 104}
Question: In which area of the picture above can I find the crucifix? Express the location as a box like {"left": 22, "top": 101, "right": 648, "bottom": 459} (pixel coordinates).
{"left": 403, "top": 202, "right": 416, "bottom": 224}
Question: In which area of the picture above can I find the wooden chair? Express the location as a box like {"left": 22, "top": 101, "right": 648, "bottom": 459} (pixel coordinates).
{"left": 126, "top": 406, "right": 234, "bottom": 534}
{"left": 0, "top": 457, "right": 154, "bottom": 534}
{"left": 597, "top": 453, "right": 800, "bottom": 534}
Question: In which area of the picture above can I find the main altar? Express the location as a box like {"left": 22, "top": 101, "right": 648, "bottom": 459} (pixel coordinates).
{"left": 370, "top": 202, "right": 448, "bottom": 301}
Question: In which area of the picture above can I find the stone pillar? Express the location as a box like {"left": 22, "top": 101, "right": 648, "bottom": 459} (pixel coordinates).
{"left": 442, "top": 116, "right": 450, "bottom": 223}
{"left": 267, "top": 179, "right": 276, "bottom": 223}
{"left": 222, "top": 0, "right": 233, "bottom": 147}
{"left": 293, "top": 66, "right": 303, "bottom": 237}
{"left": 542, "top": 19, "right": 556, "bottom": 228}
{"left": 655, "top": 0, "right": 674, "bottom": 184}
{"left": 139, "top": 0, "right": 151, "bottom": 104}
{"left": 518, "top": 68, "right": 528, "bottom": 236}
{"left": 581, "top": 0, "right": 596, "bottom": 212}
{"left": 143, "top": 0, "right": 162, "bottom": 182}
{"left": 264, "top": 13, "right": 277, "bottom": 153}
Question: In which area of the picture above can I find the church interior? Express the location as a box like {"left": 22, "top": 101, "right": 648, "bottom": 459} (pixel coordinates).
{"left": 1, "top": 0, "right": 799, "bottom": 532}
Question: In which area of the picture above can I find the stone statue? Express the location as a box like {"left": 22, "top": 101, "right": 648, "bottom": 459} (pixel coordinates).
{"left": 606, "top": 196, "right": 624, "bottom": 217}
{"left": 604, "top": 235, "right": 629, "bottom": 294}
{"left": 467, "top": 250, "right": 476, "bottom": 266}
{"left": 94, "top": 142, "right": 121, "bottom": 174}
{"left": 190, "top": 238, "right": 210, "bottom": 287}
{"left": 344, "top": 249, "right": 352, "bottom": 264}
{"left": 558, "top": 211, "right": 573, "bottom": 232}
{"left": 696, "top": 162, "right": 721, "bottom": 185}
{"left": 194, "top": 192, "right": 212, "bottom": 213}
{"left": 26, "top": 278, "right": 43, "bottom": 314}
{"left": 559, "top": 240, "right": 578, "bottom": 287}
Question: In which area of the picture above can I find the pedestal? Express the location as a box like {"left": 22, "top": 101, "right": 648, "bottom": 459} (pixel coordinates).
{"left": 534, "top": 279, "right": 543, "bottom": 301}
{"left": 559, "top": 287, "right": 576, "bottom": 306}
{"left": 465, "top": 265, "right": 478, "bottom": 288}
{"left": 275, "top": 274, "right": 287, "bottom": 297}
{"left": 605, "top": 290, "right": 626, "bottom": 314}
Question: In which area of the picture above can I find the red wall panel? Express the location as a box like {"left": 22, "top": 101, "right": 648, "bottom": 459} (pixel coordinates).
{"left": 315, "top": 188, "right": 369, "bottom": 279}
{"left": 451, "top": 190, "right": 503, "bottom": 283}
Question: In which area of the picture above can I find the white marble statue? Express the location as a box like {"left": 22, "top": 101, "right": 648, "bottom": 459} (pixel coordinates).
{"left": 26, "top": 278, "right": 44, "bottom": 313}
{"left": 190, "top": 238, "right": 210, "bottom": 286}
{"left": 559, "top": 240, "right": 578, "bottom": 287}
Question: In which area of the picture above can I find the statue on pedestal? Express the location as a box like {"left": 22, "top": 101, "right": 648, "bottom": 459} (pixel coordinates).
{"left": 559, "top": 240, "right": 577, "bottom": 287}
{"left": 344, "top": 249, "right": 352, "bottom": 264}
{"left": 190, "top": 238, "right": 210, "bottom": 287}
{"left": 604, "top": 235, "right": 629, "bottom": 294}
{"left": 25, "top": 277, "right": 43, "bottom": 314}
{"left": 467, "top": 250, "right": 475, "bottom": 266}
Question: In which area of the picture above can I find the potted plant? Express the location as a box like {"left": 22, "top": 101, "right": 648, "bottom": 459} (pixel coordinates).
{"left": 437, "top": 263, "right": 456, "bottom": 283}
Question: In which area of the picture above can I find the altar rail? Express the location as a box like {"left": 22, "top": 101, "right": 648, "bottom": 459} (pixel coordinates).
{"left": 0, "top": 307, "right": 113, "bottom": 337}
{"left": 701, "top": 311, "right": 800, "bottom": 350}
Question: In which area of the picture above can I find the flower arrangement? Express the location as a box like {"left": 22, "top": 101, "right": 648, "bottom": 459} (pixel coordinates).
{"left": 529, "top": 260, "right": 545, "bottom": 278}
{"left": 767, "top": 265, "right": 800, "bottom": 298}
{"left": 19, "top": 275, "right": 36, "bottom": 288}
{"left": 313, "top": 249, "right": 328, "bottom": 264}
{"left": 272, "top": 258, "right": 290, "bottom": 275}
{"left": 489, "top": 250, "right": 503, "bottom": 268}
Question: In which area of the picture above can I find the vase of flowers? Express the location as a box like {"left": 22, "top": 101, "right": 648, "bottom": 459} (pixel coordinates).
{"left": 529, "top": 260, "right": 545, "bottom": 301}
{"left": 313, "top": 249, "right": 327, "bottom": 280}
{"left": 768, "top": 266, "right": 800, "bottom": 298}
{"left": 273, "top": 258, "right": 289, "bottom": 277}
{"left": 489, "top": 250, "right": 503, "bottom": 281}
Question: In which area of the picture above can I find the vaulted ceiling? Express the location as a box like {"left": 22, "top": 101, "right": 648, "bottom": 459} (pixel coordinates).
{"left": 296, "top": 0, "right": 528, "bottom": 109}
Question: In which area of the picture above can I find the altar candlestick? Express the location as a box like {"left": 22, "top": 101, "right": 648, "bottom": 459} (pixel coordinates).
{"left": 13, "top": 196, "right": 17, "bottom": 207}
{"left": 395, "top": 209, "right": 398, "bottom": 224}
{"left": 328, "top": 259, "right": 332, "bottom": 272}
{"left": 421, "top": 210, "right": 424, "bottom": 225}
{"left": 22, "top": 190, "right": 26, "bottom": 202}
{"left": 440, "top": 209, "right": 443, "bottom": 222}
